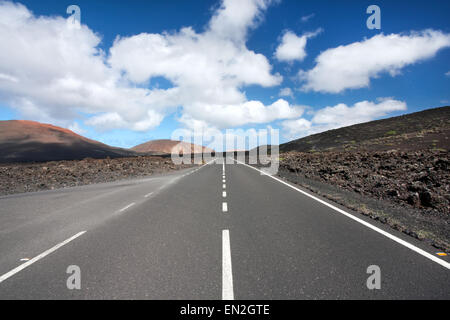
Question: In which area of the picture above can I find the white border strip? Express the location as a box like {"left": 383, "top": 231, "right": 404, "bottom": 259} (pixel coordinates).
{"left": 222, "top": 229, "right": 234, "bottom": 300}
{"left": 235, "top": 159, "right": 450, "bottom": 270}
{"left": 0, "top": 231, "right": 87, "bottom": 284}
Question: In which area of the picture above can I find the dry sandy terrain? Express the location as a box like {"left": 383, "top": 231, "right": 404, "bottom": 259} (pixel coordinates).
{"left": 0, "top": 156, "right": 195, "bottom": 195}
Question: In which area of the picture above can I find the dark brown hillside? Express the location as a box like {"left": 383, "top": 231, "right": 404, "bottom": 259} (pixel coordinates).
{"left": 0, "top": 120, "right": 137, "bottom": 163}
{"left": 280, "top": 106, "right": 450, "bottom": 153}
{"left": 131, "top": 139, "right": 214, "bottom": 155}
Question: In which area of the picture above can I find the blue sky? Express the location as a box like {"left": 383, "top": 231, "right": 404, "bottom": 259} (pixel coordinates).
{"left": 0, "top": 0, "right": 449, "bottom": 149}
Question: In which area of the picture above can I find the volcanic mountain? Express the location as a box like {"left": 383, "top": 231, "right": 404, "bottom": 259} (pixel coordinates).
{"left": 131, "top": 139, "right": 214, "bottom": 155}
{"left": 0, "top": 120, "right": 136, "bottom": 163}
{"left": 280, "top": 106, "right": 450, "bottom": 153}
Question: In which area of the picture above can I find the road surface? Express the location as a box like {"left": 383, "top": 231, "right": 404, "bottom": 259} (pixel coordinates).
{"left": 0, "top": 159, "right": 449, "bottom": 299}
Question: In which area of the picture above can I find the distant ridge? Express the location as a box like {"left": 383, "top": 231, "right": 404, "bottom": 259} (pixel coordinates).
{"left": 280, "top": 106, "right": 450, "bottom": 153}
{"left": 0, "top": 120, "right": 137, "bottom": 163}
{"left": 131, "top": 139, "right": 214, "bottom": 155}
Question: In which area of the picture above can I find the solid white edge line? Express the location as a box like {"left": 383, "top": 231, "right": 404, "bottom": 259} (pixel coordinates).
{"left": 119, "top": 202, "right": 135, "bottom": 212}
{"left": 222, "top": 202, "right": 228, "bottom": 212}
{"left": 222, "top": 229, "right": 234, "bottom": 300}
{"left": 0, "top": 231, "right": 86, "bottom": 284}
{"left": 235, "top": 159, "right": 450, "bottom": 270}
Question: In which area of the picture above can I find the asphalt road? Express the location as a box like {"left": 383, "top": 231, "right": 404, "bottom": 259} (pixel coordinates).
{"left": 0, "top": 159, "right": 449, "bottom": 299}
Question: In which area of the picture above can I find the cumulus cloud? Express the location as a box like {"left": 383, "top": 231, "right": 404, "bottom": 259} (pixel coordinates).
{"left": 178, "top": 99, "right": 303, "bottom": 129}
{"left": 208, "top": 0, "right": 273, "bottom": 43}
{"left": 281, "top": 98, "right": 407, "bottom": 139}
{"left": 299, "top": 30, "right": 450, "bottom": 93}
{"left": 0, "top": 1, "right": 168, "bottom": 131}
{"left": 0, "top": 0, "right": 302, "bottom": 134}
{"left": 281, "top": 118, "right": 311, "bottom": 139}
{"left": 274, "top": 29, "right": 322, "bottom": 62}
{"left": 279, "top": 87, "right": 294, "bottom": 98}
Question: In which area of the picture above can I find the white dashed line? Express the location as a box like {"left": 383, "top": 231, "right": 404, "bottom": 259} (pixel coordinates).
{"left": 222, "top": 229, "right": 234, "bottom": 300}
{"left": 223, "top": 191, "right": 227, "bottom": 198}
{"left": 0, "top": 231, "right": 86, "bottom": 284}
{"left": 119, "top": 202, "right": 135, "bottom": 212}
{"left": 144, "top": 192, "right": 153, "bottom": 198}
{"left": 223, "top": 184, "right": 226, "bottom": 189}
{"left": 222, "top": 202, "right": 228, "bottom": 212}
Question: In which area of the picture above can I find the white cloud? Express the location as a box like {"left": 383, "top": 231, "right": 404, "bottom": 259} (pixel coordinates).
{"left": 279, "top": 87, "right": 294, "bottom": 98}
{"left": 301, "top": 13, "right": 315, "bottom": 23}
{"left": 0, "top": 1, "right": 168, "bottom": 132}
{"left": 281, "top": 118, "right": 311, "bottom": 139}
{"left": 68, "top": 122, "right": 86, "bottom": 135}
{"left": 0, "top": 0, "right": 301, "bottom": 134}
{"left": 208, "top": 0, "right": 273, "bottom": 43}
{"left": 222, "top": 126, "right": 276, "bottom": 151}
{"left": 179, "top": 99, "right": 303, "bottom": 129}
{"left": 299, "top": 30, "right": 450, "bottom": 93}
{"left": 445, "top": 71, "right": 450, "bottom": 77}
{"left": 282, "top": 98, "right": 407, "bottom": 139}
{"left": 0, "top": 73, "right": 19, "bottom": 83}
{"left": 275, "top": 29, "right": 322, "bottom": 62}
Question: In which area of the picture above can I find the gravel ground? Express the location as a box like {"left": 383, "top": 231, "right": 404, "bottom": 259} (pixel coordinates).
{"left": 277, "top": 149, "right": 449, "bottom": 252}
{"left": 0, "top": 156, "right": 195, "bottom": 195}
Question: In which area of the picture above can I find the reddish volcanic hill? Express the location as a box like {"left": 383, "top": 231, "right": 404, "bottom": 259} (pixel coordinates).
{"left": 131, "top": 139, "right": 214, "bottom": 155}
{"left": 0, "top": 120, "right": 136, "bottom": 163}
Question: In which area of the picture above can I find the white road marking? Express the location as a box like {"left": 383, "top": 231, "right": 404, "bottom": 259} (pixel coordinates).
{"left": 222, "top": 229, "right": 234, "bottom": 300}
{"left": 144, "top": 192, "right": 153, "bottom": 198}
{"left": 223, "top": 179, "right": 226, "bottom": 183}
{"left": 0, "top": 231, "right": 86, "bottom": 284}
{"left": 200, "top": 159, "right": 215, "bottom": 167}
{"left": 223, "top": 184, "right": 226, "bottom": 189}
{"left": 119, "top": 202, "right": 135, "bottom": 212}
{"left": 223, "top": 191, "right": 227, "bottom": 198}
{"left": 235, "top": 159, "right": 450, "bottom": 270}
{"left": 222, "top": 202, "right": 228, "bottom": 212}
